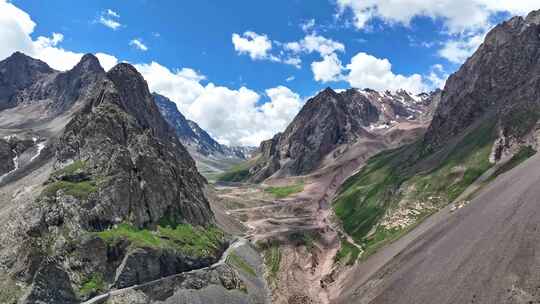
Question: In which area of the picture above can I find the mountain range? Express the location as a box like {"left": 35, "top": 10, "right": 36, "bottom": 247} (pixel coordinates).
{"left": 220, "top": 86, "right": 439, "bottom": 183}
{"left": 2, "top": 7, "right": 540, "bottom": 304}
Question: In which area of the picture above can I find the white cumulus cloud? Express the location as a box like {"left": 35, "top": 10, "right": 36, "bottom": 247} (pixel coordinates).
{"left": 345, "top": 52, "right": 426, "bottom": 94}
{"left": 98, "top": 8, "right": 122, "bottom": 30}
{"left": 426, "top": 64, "right": 449, "bottom": 89}
{"left": 129, "top": 38, "right": 148, "bottom": 51}
{"left": 232, "top": 31, "right": 274, "bottom": 60}
{"left": 335, "top": 0, "right": 539, "bottom": 65}
{"left": 438, "top": 32, "right": 486, "bottom": 63}
{"left": 0, "top": 0, "right": 118, "bottom": 71}
{"left": 335, "top": 0, "right": 538, "bottom": 34}
{"left": 285, "top": 34, "right": 345, "bottom": 57}
{"left": 135, "top": 61, "right": 303, "bottom": 146}
{"left": 106, "top": 9, "right": 119, "bottom": 18}
{"left": 311, "top": 53, "right": 343, "bottom": 83}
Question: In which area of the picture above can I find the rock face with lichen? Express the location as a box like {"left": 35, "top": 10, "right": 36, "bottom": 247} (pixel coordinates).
{"left": 0, "top": 53, "right": 229, "bottom": 303}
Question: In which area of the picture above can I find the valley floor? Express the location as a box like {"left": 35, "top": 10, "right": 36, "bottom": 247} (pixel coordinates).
{"left": 212, "top": 157, "right": 368, "bottom": 304}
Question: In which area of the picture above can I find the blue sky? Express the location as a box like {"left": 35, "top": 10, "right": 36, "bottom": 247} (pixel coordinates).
{"left": 2, "top": 0, "right": 538, "bottom": 146}
{"left": 11, "top": 0, "right": 451, "bottom": 95}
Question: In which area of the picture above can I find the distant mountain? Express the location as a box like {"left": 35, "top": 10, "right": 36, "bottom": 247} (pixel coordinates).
{"left": 153, "top": 93, "right": 252, "bottom": 160}
{"left": 153, "top": 93, "right": 255, "bottom": 177}
{"left": 232, "top": 87, "right": 438, "bottom": 182}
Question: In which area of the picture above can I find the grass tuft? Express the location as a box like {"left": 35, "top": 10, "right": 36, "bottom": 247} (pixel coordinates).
{"left": 263, "top": 242, "right": 281, "bottom": 281}
{"left": 42, "top": 180, "right": 97, "bottom": 200}
{"left": 53, "top": 160, "right": 87, "bottom": 177}
{"left": 96, "top": 223, "right": 225, "bottom": 258}
{"left": 79, "top": 273, "right": 105, "bottom": 297}
{"left": 264, "top": 182, "right": 304, "bottom": 198}
{"left": 335, "top": 239, "right": 361, "bottom": 266}
{"left": 227, "top": 252, "right": 257, "bottom": 277}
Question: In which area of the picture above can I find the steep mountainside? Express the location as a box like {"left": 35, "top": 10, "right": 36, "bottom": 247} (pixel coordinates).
{"left": 332, "top": 9, "right": 540, "bottom": 267}
{"left": 338, "top": 152, "right": 540, "bottom": 304}
{"left": 228, "top": 87, "right": 437, "bottom": 183}
{"left": 153, "top": 93, "right": 252, "bottom": 175}
{"left": 0, "top": 52, "right": 55, "bottom": 110}
{"left": 0, "top": 54, "right": 262, "bottom": 304}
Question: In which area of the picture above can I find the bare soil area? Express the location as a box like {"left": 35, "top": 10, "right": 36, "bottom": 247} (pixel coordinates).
{"left": 211, "top": 123, "right": 426, "bottom": 304}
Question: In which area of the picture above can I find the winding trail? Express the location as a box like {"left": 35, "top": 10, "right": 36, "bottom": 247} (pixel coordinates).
{"left": 214, "top": 159, "right": 366, "bottom": 304}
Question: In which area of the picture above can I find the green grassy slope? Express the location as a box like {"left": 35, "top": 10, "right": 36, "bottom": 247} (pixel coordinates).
{"left": 216, "top": 155, "right": 261, "bottom": 183}
{"left": 334, "top": 120, "right": 497, "bottom": 255}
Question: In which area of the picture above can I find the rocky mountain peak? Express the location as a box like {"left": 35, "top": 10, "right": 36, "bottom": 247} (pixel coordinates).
{"left": 321, "top": 86, "right": 337, "bottom": 96}
{"left": 1, "top": 51, "right": 52, "bottom": 71}
{"left": 0, "top": 52, "right": 55, "bottom": 110}
{"left": 107, "top": 63, "right": 153, "bottom": 106}
{"left": 525, "top": 9, "right": 540, "bottom": 25}
{"left": 106, "top": 64, "right": 172, "bottom": 139}
{"left": 107, "top": 63, "right": 147, "bottom": 88}
{"left": 72, "top": 53, "right": 104, "bottom": 74}
{"left": 315, "top": 87, "right": 340, "bottom": 104}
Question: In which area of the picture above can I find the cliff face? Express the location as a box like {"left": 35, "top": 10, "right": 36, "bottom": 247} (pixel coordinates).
{"left": 0, "top": 54, "right": 221, "bottom": 303}
{"left": 245, "top": 88, "right": 436, "bottom": 182}
{"left": 424, "top": 10, "right": 540, "bottom": 159}
{"left": 55, "top": 63, "right": 213, "bottom": 229}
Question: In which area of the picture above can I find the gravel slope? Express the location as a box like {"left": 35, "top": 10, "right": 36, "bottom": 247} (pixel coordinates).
{"left": 342, "top": 152, "right": 540, "bottom": 304}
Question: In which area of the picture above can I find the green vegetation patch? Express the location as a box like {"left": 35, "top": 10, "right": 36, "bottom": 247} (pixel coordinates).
{"left": 227, "top": 252, "right": 257, "bottom": 277}
{"left": 43, "top": 160, "right": 101, "bottom": 200}
{"left": 217, "top": 161, "right": 252, "bottom": 182}
{"left": 0, "top": 276, "right": 23, "bottom": 304}
{"left": 503, "top": 109, "right": 540, "bottom": 138}
{"left": 491, "top": 146, "right": 537, "bottom": 180}
{"left": 79, "top": 273, "right": 105, "bottom": 297}
{"left": 53, "top": 160, "right": 87, "bottom": 177}
{"left": 264, "top": 182, "right": 304, "bottom": 198}
{"left": 263, "top": 242, "right": 281, "bottom": 280}
{"left": 42, "top": 180, "right": 98, "bottom": 200}
{"left": 334, "top": 120, "right": 497, "bottom": 256}
{"left": 96, "top": 223, "right": 225, "bottom": 258}
{"left": 288, "top": 231, "right": 316, "bottom": 251}
{"left": 335, "top": 239, "right": 361, "bottom": 266}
